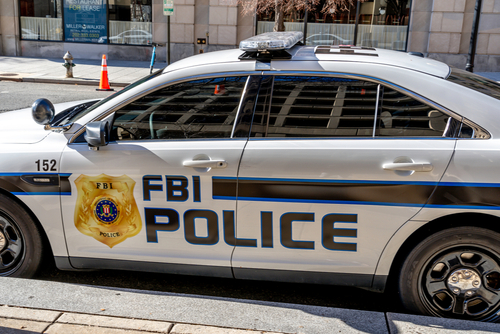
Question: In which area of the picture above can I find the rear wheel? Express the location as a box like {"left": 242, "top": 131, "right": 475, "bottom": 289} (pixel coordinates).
{"left": 0, "top": 195, "right": 43, "bottom": 277}
{"left": 398, "top": 227, "right": 500, "bottom": 322}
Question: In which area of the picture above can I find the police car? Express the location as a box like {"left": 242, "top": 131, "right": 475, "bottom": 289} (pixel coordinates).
{"left": 2, "top": 31, "right": 500, "bottom": 321}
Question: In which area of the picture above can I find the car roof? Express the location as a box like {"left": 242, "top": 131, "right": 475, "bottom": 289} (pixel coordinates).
{"left": 164, "top": 45, "right": 451, "bottom": 79}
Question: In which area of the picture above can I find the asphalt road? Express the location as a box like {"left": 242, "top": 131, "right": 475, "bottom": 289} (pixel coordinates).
{"left": 1, "top": 80, "right": 401, "bottom": 315}
{"left": 0, "top": 81, "right": 115, "bottom": 112}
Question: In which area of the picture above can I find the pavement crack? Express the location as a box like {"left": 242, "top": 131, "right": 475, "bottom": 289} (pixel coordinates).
{"left": 384, "top": 312, "right": 392, "bottom": 334}
{"left": 42, "top": 311, "right": 64, "bottom": 334}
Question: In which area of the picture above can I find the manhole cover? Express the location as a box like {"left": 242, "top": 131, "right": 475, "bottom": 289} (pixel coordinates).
{"left": 0, "top": 73, "right": 17, "bottom": 76}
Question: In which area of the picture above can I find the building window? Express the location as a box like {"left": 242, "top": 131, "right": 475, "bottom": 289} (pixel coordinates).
{"left": 108, "top": 0, "right": 152, "bottom": 45}
{"left": 20, "top": 0, "right": 63, "bottom": 41}
{"left": 257, "top": 0, "right": 411, "bottom": 51}
{"left": 20, "top": 0, "right": 153, "bottom": 45}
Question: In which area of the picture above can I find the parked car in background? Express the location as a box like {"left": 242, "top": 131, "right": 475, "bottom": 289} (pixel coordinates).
{"left": 306, "top": 33, "right": 351, "bottom": 45}
{"left": 108, "top": 29, "right": 152, "bottom": 45}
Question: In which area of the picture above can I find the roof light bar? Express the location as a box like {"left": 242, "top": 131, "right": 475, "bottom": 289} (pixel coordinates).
{"left": 239, "top": 32, "right": 303, "bottom": 52}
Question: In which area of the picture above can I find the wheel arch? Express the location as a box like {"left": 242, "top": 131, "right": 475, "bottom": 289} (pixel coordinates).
{"left": 374, "top": 212, "right": 500, "bottom": 292}
{"left": 0, "top": 188, "right": 56, "bottom": 264}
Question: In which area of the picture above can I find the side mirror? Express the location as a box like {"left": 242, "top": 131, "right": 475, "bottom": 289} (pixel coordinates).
{"left": 85, "top": 121, "right": 109, "bottom": 150}
{"left": 32, "top": 98, "right": 55, "bottom": 125}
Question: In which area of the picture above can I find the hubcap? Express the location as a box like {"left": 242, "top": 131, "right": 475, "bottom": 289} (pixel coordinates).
{"left": 0, "top": 231, "right": 5, "bottom": 251}
{"left": 447, "top": 268, "right": 481, "bottom": 296}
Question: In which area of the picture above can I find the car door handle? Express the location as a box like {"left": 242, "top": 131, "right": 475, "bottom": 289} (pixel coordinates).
{"left": 183, "top": 160, "right": 228, "bottom": 168}
{"left": 383, "top": 162, "right": 433, "bottom": 172}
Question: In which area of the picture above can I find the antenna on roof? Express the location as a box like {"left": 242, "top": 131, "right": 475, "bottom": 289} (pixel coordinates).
{"left": 239, "top": 31, "right": 303, "bottom": 61}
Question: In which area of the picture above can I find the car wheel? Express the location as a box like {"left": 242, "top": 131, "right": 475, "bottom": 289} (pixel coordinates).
{"left": 0, "top": 195, "right": 43, "bottom": 278}
{"left": 398, "top": 226, "right": 500, "bottom": 322}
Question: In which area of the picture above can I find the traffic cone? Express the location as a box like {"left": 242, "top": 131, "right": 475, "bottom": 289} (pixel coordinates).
{"left": 96, "top": 55, "right": 114, "bottom": 91}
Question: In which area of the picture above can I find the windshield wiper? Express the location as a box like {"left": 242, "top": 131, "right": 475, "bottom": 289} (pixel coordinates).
{"left": 52, "top": 100, "right": 99, "bottom": 126}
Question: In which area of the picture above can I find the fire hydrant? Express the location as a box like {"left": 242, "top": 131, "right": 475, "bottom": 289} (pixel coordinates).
{"left": 63, "top": 51, "right": 76, "bottom": 78}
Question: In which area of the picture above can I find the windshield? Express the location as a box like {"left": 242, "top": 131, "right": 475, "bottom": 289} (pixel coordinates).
{"left": 447, "top": 68, "right": 500, "bottom": 101}
{"left": 62, "top": 68, "right": 165, "bottom": 125}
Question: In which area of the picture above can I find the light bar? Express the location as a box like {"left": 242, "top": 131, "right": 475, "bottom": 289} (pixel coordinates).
{"left": 239, "top": 32, "right": 303, "bottom": 52}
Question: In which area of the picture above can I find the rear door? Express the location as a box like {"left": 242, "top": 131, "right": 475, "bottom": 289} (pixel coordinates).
{"left": 230, "top": 74, "right": 457, "bottom": 284}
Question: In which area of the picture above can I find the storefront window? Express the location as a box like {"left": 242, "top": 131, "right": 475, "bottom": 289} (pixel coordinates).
{"left": 108, "top": 0, "right": 152, "bottom": 45}
{"left": 257, "top": 0, "right": 411, "bottom": 51}
{"left": 64, "top": 0, "right": 107, "bottom": 43}
{"left": 256, "top": 10, "right": 305, "bottom": 36}
{"left": 305, "top": 2, "right": 356, "bottom": 45}
{"left": 20, "top": 0, "right": 63, "bottom": 41}
{"left": 355, "top": 0, "right": 410, "bottom": 50}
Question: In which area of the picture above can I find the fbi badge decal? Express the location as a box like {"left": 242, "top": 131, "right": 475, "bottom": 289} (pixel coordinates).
{"left": 74, "top": 174, "right": 142, "bottom": 248}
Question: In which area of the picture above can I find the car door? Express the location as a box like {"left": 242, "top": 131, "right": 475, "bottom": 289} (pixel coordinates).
{"left": 60, "top": 75, "right": 254, "bottom": 276}
{"left": 230, "top": 74, "right": 458, "bottom": 285}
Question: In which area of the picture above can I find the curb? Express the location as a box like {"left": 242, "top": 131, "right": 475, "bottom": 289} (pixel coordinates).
{"left": 0, "top": 76, "right": 130, "bottom": 87}
{"left": 0, "top": 305, "right": 282, "bottom": 334}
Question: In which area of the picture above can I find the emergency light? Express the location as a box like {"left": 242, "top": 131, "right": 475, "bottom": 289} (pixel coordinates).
{"left": 239, "top": 31, "right": 303, "bottom": 52}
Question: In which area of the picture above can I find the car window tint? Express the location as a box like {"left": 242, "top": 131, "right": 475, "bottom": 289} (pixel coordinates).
{"left": 111, "top": 76, "right": 248, "bottom": 140}
{"left": 459, "top": 123, "right": 474, "bottom": 138}
{"left": 251, "top": 76, "right": 377, "bottom": 138}
{"left": 375, "top": 86, "right": 450, "bottom": 137}
{"left": 447, "top": 68, "right": 500, "bottom": 101}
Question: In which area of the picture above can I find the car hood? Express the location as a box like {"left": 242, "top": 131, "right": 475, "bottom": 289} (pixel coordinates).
{"left": 0, "top": 100, "right": 94, "bottom": 144}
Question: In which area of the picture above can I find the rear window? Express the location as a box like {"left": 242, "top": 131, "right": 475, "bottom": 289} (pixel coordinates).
{"left": 447, "top": 68, "right": 500, "bottom": 101}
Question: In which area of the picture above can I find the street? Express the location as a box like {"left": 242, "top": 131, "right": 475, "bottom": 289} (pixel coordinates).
{"left": 0, "top": 81, "right": 115, "bottom": 112}
{"left": 0, "top": 80, "right": 399, "bottom": 315}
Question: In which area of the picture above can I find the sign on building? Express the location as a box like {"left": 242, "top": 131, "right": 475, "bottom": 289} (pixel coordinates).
{"left": 63, "top": 0, "right": 107, "bottom": 43}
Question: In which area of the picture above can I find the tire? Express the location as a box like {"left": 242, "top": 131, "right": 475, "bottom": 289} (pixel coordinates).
{"left": 398, "top": 226, "right": 500, "bottom": 322}
{"left": 0, "top": 195, "right": 43, "bottom": 278}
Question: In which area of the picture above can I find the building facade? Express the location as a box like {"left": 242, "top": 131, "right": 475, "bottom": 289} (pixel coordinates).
{"left": 0, "top": 0, "right": 499, "bottom": 72}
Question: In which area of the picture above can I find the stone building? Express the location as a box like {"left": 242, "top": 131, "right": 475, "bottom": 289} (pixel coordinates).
{"left": 412, "top": 0, "right": 500, "bottom": 71}
{"left": 0, "top": 0, "right": 499, "bottom": 72}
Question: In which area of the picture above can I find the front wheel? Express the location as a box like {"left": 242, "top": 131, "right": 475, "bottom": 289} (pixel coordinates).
{"left": 0, "top": 195, "right": 43, "bottom": 277}
{"left": 398, "top": 226, "right": 500, "bottom": 322}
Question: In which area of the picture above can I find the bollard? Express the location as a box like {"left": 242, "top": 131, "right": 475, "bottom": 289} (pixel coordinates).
{"left": 63, "top": 51, "right": 76, "bottom": 78}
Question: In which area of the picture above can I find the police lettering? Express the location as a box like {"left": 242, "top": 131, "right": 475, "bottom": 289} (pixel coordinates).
{"left": 96, "top": 182, "right": 113, "bottom": 189}
{"left": 145, "top": 208, "right": 357, "bottom": 251}
{"left": 142, "top": 174, "right": 357, "bottom": 251}
{"left": 99, "top": 232, "right": 121, "bottom": 238}
{"left": 143, "top": 175, "right": 200, "bottom": 202}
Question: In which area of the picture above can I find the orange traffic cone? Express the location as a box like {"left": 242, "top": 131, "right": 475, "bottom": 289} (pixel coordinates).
{"left": 96, "top": 55, "right": 114, "bottom": 91}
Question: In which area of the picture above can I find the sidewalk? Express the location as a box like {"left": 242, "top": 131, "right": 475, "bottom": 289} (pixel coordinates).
{"left": 0, "top": 56, "right": 168, "bottom": 87}
{"left": 1, "top": 277, "right": 500, "bottom": 334}
{"left": 0, "top": 56, "right": 499, "bottom": 87}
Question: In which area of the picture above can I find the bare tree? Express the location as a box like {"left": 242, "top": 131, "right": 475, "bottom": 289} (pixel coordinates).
{"left": 238, "top": 0, "right": 361, "bottom": 32}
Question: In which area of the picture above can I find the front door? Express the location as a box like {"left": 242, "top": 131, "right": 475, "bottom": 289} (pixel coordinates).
{"left": 60, "top": 75, "right": 250, "bottom": 276}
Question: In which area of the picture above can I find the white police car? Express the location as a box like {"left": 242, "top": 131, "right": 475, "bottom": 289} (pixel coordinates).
{"left": 2, "top": 32, "right": 500, "bottom": 321}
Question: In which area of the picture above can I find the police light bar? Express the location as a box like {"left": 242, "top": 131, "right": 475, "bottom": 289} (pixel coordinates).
{"left": 239, "top": 32, "right": 303, "bottom": 52}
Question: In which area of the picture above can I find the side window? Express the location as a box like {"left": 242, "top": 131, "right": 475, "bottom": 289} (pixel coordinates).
{"left": 111, "top": 76, "right": 248, "bottom": 140}
{"left": 375, "top": 86, "right": 451, "bottom": 137}
{"left": 251, "top": 76, "right": 378, "bottom": 138}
